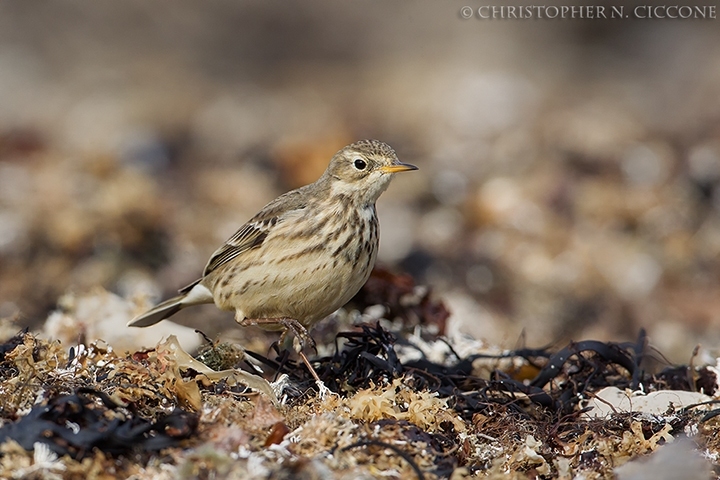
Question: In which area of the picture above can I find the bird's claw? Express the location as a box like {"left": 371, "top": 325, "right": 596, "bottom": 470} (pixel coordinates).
{"left": 278, "top": 318, "right": 316, "bottom": 353}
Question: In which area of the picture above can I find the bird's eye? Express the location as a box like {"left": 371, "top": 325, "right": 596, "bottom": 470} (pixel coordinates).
{"left": 353, "top": 158, "right": 367, "bottom": 170}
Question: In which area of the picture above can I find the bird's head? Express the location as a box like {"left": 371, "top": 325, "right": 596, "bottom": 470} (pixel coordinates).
{"left": 324, "top": 139, "right": 417, "bottom": 203}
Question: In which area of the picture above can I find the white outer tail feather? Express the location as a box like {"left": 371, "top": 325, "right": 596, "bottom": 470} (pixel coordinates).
{"left": 127, "top": 283, "right": 213, "bottom": 327}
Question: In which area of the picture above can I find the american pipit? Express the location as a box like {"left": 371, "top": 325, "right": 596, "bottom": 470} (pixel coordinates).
{"left": 128, "top": 139, "right": 417, "bottom": 388}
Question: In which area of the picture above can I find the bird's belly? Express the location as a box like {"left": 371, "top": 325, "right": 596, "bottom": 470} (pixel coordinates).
{"left": 209, "top": 245, "right": 374, "bottom": 329}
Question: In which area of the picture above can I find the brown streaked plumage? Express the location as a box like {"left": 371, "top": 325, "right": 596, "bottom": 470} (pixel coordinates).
{"left": 128, "top": 140, "right": 417, "bottom": 355}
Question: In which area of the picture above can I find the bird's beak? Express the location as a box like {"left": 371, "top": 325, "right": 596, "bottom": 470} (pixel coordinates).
{"left": 380, "top": 162, "right": 418, "bottom": 173}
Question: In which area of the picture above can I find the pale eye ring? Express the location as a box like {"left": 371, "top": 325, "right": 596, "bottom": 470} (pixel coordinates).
{"left": 353, "top": 158, "right": 367, "bottom": 170}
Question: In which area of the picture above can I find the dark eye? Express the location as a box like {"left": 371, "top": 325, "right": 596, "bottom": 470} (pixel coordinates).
{"left": 353, "top": 158, "right": 367, "bottom": 170}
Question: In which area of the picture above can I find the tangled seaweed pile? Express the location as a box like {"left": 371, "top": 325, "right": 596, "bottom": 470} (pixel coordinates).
{"left": 0, "top": 273, "right": 717, "bottom": 479}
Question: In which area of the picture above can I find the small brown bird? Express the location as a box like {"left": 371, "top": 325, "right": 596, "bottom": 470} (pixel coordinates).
{"left": 128, "top": 140, "right": 416, "bottom": 380}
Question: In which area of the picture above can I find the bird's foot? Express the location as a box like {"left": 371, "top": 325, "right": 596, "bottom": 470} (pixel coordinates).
{"left": 297, "top": 349, "right": 331, "bottom": 399}
{"left": 238, "top": 316, "right": 316, "bottom": 352}
{"left": 277, "top": 318, "right": 317, "bottom": 354}
{"left": 238, "top": 316, "right": 326, "bottom": 396}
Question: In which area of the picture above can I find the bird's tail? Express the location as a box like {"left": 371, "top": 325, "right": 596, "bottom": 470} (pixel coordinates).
{"left": 127, "top": 283, "right": 213, "bottom": 327}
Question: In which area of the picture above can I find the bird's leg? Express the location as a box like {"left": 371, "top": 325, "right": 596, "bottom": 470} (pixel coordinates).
{"left": 237, "top": 315, "right": 329, "bottom": 397}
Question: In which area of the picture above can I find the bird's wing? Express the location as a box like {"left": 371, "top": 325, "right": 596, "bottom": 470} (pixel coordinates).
{"left": 202, "top": 222, "right": 270, "bottom": 276}
{"left": 197, "top": 189, "right": 309, "bottom": 279}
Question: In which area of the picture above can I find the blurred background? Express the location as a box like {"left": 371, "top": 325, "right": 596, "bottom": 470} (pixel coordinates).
{"left": 0, "top": 1, "right": 719, "bottom": 362}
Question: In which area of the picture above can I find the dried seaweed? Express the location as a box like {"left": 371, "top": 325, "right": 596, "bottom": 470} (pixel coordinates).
{"left": 0, "top": 388, "right": 197, "bottom": 459}
{"left": 238, "top": 321, "right": 718, "bottom": 477}
{"left": 0, "top": 319, "right": 717, "bottom": 478}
